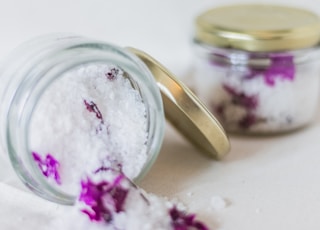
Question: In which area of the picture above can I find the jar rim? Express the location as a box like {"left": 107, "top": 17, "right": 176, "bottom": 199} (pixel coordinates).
{"left": 3, "top": 34, "right": 165, "bottom": 205}
{"left": 194, "top": 40, "right": 320, "bottom": 67}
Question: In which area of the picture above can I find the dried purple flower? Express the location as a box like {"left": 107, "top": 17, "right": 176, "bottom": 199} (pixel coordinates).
{"left": 238, "top": 113, "right": 257, "bottom": 129}
{"left": 106, "top": 68, "right": 119, "bottom": 80}
{"left": 79, "top": 174, "right": 128, "bottom": 222}
{"left": 214, "top": 85, "right": 259, "bottom": 129}
{"left": 32, "top": 152, "right": 61, "bottom": 185}
{"left": 264, "top": 56, "right": 295, "bottom": 86}
{"left": 94, "top": 164, "right": 122, "bottom": 175}
{"left": 223, "top": 85, "right": 258, "bottom": 110}
{"left": 245, "top": 55, "right": 295, "bottom": 86}
{"left": 169, "top": 206, "right": 209, "bottom": 230}
{"left": 245, "top": 68, "right": 264, "bottom": 80}
{"left": 214, "top": 104, "right": 224, "bottom": 117}
{"left": 84, "top": 100, "right": 104, "bottom": 121}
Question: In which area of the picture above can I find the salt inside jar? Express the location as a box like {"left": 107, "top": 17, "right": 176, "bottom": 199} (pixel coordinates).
{"left": 0, "top": 34, "right": 230, "bottom": 205}
{"left": 29, "top": 63, "right": 150, "bottom": 195}
{"left": 192, "top": 4, "right": 320, "bottom": 134}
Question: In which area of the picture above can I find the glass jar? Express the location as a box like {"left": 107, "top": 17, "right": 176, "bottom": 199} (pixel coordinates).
{"left": 0, "top": 34, "right": 230, "bottom": 205}
{"left": 0, "top": 34, "right": 165, "bottom": 204}
{"left": 192, "top": 4, "right": 320, "bottom": 134}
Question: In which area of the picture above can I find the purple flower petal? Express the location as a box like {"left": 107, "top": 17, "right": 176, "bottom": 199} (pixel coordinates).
{"left": 169, "top": 206, "right": 210, "bottom": 230}
{"left": 32, "top": 152, "right": 61, "bottom": 185}
{"left": 223, "top": 85, "right": 258, "bottom": 110}
{"left": 244, "top": 55, "right": 295, "bottom": 86}
{"left": 238, "top": 113, "right": 256, "bottom": 129}
{"left": 84, "top": 100, "right": 104, "bottom": 121}
{"left": 79, "top": 175, "right": 129, "bottom": 223}
{"left": 264, "top": 56, "right": 295, "bottom": 86}
{"left": 105, "top": 68, "right": 119, "bottom": 80}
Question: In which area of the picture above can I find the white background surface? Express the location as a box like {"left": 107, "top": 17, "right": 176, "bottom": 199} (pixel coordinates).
{"left": 1, "top": 0, "right": 320, "bottom": 229}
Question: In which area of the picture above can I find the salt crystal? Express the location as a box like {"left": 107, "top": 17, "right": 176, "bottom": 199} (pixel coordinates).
{"left": 186, "top": 192, "right": 194, "bottom": 197}
{"left": 210, "top": 196, "right": 227, "bottom": 211}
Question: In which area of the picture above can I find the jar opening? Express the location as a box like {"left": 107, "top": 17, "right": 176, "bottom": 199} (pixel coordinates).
{"left": 3, "top": 36, "right": 165, "bottom": 205}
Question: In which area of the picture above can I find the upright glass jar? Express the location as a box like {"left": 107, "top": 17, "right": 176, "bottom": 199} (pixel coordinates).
{"left": 0, "top": 34, "right": 230, "bottom": 205}
{"left": 192, "top": 4, "right": 320, "bottom": 134}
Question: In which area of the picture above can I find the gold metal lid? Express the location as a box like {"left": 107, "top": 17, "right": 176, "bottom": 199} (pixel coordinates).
{"left": 128, "top": 48, "right": 230, "bottom": 159}
{"left": 195, "top": 4, "right": 320, "bottom": 51}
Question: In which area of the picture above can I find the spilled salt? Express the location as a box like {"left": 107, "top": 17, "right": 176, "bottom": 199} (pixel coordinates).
{"left": 29, "top": 63, "right": 210, "bottom": 229}
{"left": 47, "top": 170, "right": 209, "bottom": 230}
{"left": 186, "top": 192, "right": 194, "bottom": 197}
{"left": 210, "top": 196, "right": 228, "bottom": 211}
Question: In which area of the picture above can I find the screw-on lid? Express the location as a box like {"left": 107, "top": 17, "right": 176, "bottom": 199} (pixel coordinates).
{"left": 195, "top": 4, "right": 320, "bottom": 51}
{"left": 128, "top": 48, "right": 230, "bottom": 159}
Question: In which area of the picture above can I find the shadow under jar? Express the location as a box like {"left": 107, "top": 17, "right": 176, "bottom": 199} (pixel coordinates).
{"left": 192, "top": 4, "right": 320, "bottom": 134}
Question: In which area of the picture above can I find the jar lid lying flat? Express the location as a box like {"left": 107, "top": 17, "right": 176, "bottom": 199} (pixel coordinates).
{"left": 128, "top": 48, "right": 230, "bottom": 159}
{"left": 195, "top": 4, "right": 320, "bottom": 51}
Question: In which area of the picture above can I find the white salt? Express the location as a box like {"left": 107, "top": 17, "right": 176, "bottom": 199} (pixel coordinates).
{"left": 46, "top": 170, "right": 208, "bottom": 230}
{"left": 29, "top": 63, "right": 148, "bottom": 195}
{"left": 186, "top": 192, "right": 194, "bottom": 197}
{"left": 48, "top": 188, "right": 172, "bottom": 230}
{"left": 192, "top": 56, "right": 319, "bottom": 133}
{"left": 210, "top": 196, "right": 227, "bottom": 211}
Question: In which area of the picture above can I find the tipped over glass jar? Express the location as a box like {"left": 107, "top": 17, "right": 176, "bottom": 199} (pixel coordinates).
{"left": 0, "top": 34, "right": 229, "bottom": 205}
{"left": 192, "top": 4, "right": 320, "bottom": 134}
